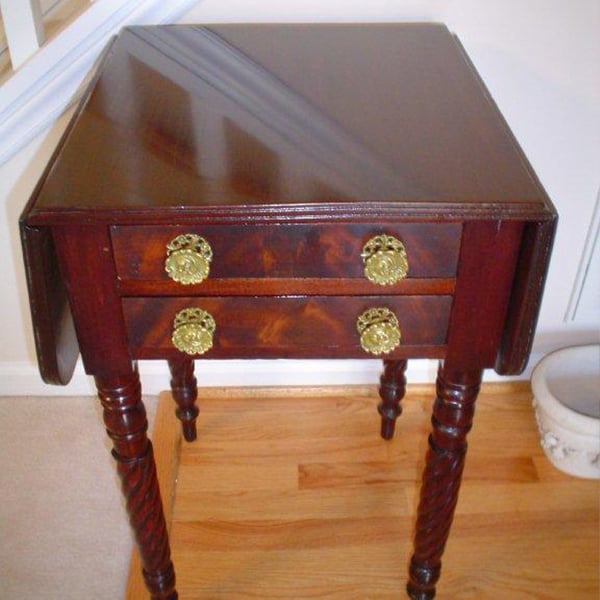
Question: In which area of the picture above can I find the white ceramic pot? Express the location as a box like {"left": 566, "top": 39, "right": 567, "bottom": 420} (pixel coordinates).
{"left": 531, "top": 344, "right": 600, "bottom": 479}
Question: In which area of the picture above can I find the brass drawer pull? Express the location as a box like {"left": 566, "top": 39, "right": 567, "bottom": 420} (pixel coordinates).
{"left": 361, "top": 234, "right": 408, "bottom": 285}
{"left": 356, "top": 307, "right": 401, "bottom": 355}
{"left": 165, "top": 234, "right": 213, "bottom": 285}
{"left": 172, "top": 308, "right": 216, "bottom": 355}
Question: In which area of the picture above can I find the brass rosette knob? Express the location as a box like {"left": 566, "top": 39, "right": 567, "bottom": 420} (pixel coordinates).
{"left": 361, "top": 234, "right": 408, "bottom": 285}
{"left": 172, "top": 308, "right": 216, "bottom": 355}
{"left": 356, "top": 307, "right": 401, "bottom": 355}
{"left": 165, "top": 234, "right": 213, "bottom": 285}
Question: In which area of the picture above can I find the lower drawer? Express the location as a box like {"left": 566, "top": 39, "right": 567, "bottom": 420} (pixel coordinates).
{"left": 122, "top": 296, "right": 452, "bottom": 359}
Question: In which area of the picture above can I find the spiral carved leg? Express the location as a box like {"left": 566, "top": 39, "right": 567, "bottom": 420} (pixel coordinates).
{"left": 407, "top": 364, "right": 482, "bottom": 600}
{"left": 168, "top": 358, "right": 199, "bottom": 442}
{"left": 95, "top": 368, "right": 177, "bottom": 600}
{"left": 378, "top": 359, "right": 408, "bottom": 440}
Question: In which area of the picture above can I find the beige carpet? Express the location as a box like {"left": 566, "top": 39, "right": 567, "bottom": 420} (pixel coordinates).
{"left": 0, "top": 395, "right": 158, "bottom": 600}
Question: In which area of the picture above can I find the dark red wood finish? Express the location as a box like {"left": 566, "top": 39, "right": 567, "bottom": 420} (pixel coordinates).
{"left": 495, "top": 219, "right": 557, "bottom": 374}
{"left": 122, "top": 295, "right": 452, "bottom": 359}
{"left": 117, "top": 277, "right": 456, "bottom": 298}
{"left": 407, "top": 364, "right": 483, "bottom": 600}
{"left": 96, "top": 367, "right": 176, "bottom": 600}
{"left": 378, "top": 359, "right": 408, "bottom": 440}
{"left": 19, "top": 224, "right": 78, "bottom": 384}
{"left": 168, "top": 358, "right": 199, "bottom": 442}
{"left": 20, "top": 24, "right": 556, "bottom": 600}
{"left": 111, "top": 223, "right": 462, "bottom": 280}
{"left": 445, "top": 220, "right": 525, "bottom": 370}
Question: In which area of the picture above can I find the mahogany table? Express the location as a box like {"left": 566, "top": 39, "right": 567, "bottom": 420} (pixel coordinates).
{"left": 20, "top": 24, "right": 556, "bottom": 599}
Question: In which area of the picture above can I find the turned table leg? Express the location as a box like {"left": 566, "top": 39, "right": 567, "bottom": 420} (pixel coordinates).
{"left": 407, "top": 363, "right": 482, "bottom": 600}
{"left": 378, "top": 359, "right": 408, "bottom": 440}
{"left": 95, "top": 367, "right": 177, "bottom": 600}
{"left": 168, "top": 358, "right": 199, "bottom": 442}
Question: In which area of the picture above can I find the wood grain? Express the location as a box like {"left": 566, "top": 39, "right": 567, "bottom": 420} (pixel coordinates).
{"left": 122, "top": 295, "right": 451, "bottom": 360}
{"left": 127, "top": 383, "right": 599, "bottom": 599}
{"left": 29, "top": 25, "right": 551, "bottom": 217}
{"left": 111, "top": 223, "right": 461, "bottom": 281}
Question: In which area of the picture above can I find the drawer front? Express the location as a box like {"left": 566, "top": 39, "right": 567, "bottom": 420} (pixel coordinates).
{"left": 122, "top": 295, "right": 452, "bottom": 359}
{"left": 111, "top": 223, "right": 461, "bottom": 282}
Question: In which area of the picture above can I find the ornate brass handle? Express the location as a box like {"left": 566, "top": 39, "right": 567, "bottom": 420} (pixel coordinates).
{"left": 171, "top": 308, "right": 216, "bottom": 355}
{"left": 165, "top": 234, "right": 213, "bottom": 285}
{"left": 361, "top": 234, "right": 408, "bottom": 285}
{"left": 356, "top": 307, "right": 401, "bottom": 355}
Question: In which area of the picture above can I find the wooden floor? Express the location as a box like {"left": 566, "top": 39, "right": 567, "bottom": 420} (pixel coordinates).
{"left": 127, "top": 383, "right": 599, "bottom": 599}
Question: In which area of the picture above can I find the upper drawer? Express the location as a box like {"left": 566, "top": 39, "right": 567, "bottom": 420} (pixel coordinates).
{"left": 111, "top": 223, "right": 461, "bottom": 282}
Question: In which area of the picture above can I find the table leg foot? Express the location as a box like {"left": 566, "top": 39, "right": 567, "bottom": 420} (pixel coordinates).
{"left": 95, "top": 367, "right": 177, "bottom": 600}
{"left": 168, "top": 358, "right": 199, "bottom": 442}
{"left": 143, "top": 566, "right": 178, "bottom": 600}
{"left": 406, "top": 557, "right": 439, "bottom": 599}
{"left": 378, "top": 359, "right": 407, "bottom": 439}
{"left": 407, "top": 363, "right": 482, "bottom": 598}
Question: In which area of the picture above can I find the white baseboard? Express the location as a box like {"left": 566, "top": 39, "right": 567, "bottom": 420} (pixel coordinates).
{"left": 0, "top": 358, "right": 443, "bottom": 396}
{"left": 0, "top": 357, "right": 533, "bottom": 397}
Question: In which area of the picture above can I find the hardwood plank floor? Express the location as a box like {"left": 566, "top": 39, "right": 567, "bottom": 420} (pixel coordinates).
{"left": 128, "top": 384, "right": 599, "bottom": 599}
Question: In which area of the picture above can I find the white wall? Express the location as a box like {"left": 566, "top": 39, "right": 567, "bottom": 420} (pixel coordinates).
{"left": 1, "top": 0, "right": 598, "bottom": 395}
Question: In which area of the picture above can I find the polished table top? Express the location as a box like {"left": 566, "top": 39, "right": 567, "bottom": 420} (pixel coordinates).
{"left": 26, "top": 23, "right": 550, "bottom": 220}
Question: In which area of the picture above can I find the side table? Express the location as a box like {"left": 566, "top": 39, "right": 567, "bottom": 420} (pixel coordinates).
{"left": 20, "top": 24, "right": 556, "bottom": 599}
